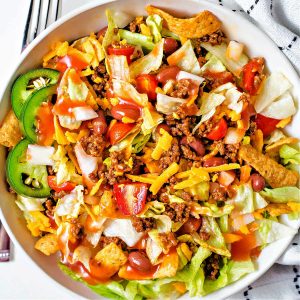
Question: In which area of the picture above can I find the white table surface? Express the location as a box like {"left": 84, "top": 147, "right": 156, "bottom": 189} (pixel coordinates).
{"left": 0, "top": 1, "right": 85, "bottom": 299}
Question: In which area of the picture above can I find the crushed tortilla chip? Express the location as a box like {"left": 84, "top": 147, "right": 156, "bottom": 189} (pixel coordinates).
{"left": 251, "top": 129, "right": 264, "bottom": 152}
{"left": 0, "top": 110, "right": 22, "bottom": 147}
{"left": 276, "top": 117, "right": 292, "bottom": 128}
{"left": 35, "top": 233, "right": 59, "bottom": 256}
{"left": 146, "top": 5, "right": 221, "bottom": 38}
{"left": 26, "top": 211, "right": 55, "bottom": 237}
{"left": 287, "top": 202, "right": 300, "bottom": 212}
{"left": 256, "top": 203, "right": 292, "bottom": 217}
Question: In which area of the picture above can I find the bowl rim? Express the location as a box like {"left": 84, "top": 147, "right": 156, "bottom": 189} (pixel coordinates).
{"left": 0, "top": 0, "right": 299, "bottom": 299}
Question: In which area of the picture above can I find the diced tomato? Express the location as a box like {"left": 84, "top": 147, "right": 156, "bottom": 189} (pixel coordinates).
{"left": 136, "top": 74, "right": 158, "bottom": 101}
{"left": 47, "top": 176, "right": 75, "bottom": 192}
{"left": 207, "top": 118, "right": 228, "bottom": 140}
{"left": 108, "top": 121, "right": 135, "bottom": 145}
{"left": 241, "top": 58, "right": 264, "bottom": 95}
{"left": 113, "top": 183, "right": 148, "bottom": 215}
{"left": 255, "top": 114, "right": 280, "bottom": 137}
{"left": 56, "top": 54, "right": 89, "bottom": 73}
{"left": 231, "top": 232, "right": 257, "bottom": 261}
{"left": 203, "top": 70, "right": 233, "bottom": 88}
{"left": 111, "top": 104, "right": 141, "bottom": 122}
{"left": 107, "top": 44, "right": 135, "bottom": 64}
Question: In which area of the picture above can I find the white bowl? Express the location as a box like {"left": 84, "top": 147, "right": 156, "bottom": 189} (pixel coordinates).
{"left": 0, "top": 0, "right": 299, "bottom": 299}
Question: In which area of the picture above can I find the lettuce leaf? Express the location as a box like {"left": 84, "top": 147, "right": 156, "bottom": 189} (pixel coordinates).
{"left": 102, "top": 9, "right": 120, "bottom": 51}
{"left": 201, "top": 42, "right": 248, "bottom": 76}
{"left": 132, "top": 133, "right": 151, "bottom": 153}
{"left": 167, "top": 40, "right": 201, "bottom": 75}
{"left": 146, "top": 14, "right": 162, "bottom": 43}
{"left": 279, "top": 144, "right": 300, "bottom": 165}
{"left": 184, "top": 182, "right": 210, "bottom": 200}
{"left": 129, "top": 39, "right": 164, "bottom": 78}
{"left": 15, "top": 195, "right": 46, "bottom": 212}
{"left": 156, "top": 93, "right": 186, "bottom": 115}
{"left": 255, "top": 219, "right": 297, "bottom": 246}
{"left": 107, "top": 55, "right": 130, "bottom": 81}
{"left": 260, "top": 187, "right": 300, "bottom": 203}
{"left": 200, "top": 54, "right": 226, "bottom": 73}
{"left": 231, "top": 183, "right": 268, "bottom": 214}
{"left": 254, "top": 73, "right": 292, "bottom": 113}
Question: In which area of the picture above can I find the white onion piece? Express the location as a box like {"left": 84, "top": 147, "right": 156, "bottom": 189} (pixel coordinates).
{"left": 226, "top": 41, "right": 244, "bottom": 62}
{"left": 72, "top": 106, "right": 98, "bottom": 121}
{"left": 72, "top": 245, "right": 92, "bottom": 271}
{"left": 231, "top": 213, "right": 255, "bottom": 231}
{"left": 176, "top": 71, "right": 205, "bottom": 86}
{"left": 112, "top": 10, "right": 134, "bottom": 28}
{"left": 218, "top": 171, "right": 235, "bottom": 187}
{"left": 27, "top": 145, "right": 55, "bottom": 166}
{"left": 74, "top": 143, "right": 98, "bottom": 178}
{"left": 103, "top": 219, "right": 143, "bottom": 247}
{"left": 224, "top": 127, "right": 245, "bottom": 144}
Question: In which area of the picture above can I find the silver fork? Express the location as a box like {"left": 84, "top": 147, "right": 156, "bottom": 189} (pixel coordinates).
{"left": 22, "top": 0, "right": 61, "bottom": 50}
{"left": 0, "top": 0, "right": 62, "bottom": 263}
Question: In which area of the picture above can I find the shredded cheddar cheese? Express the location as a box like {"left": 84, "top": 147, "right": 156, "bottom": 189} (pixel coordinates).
{"left": 151, "top": 128, "right": 173, "bottom": 160}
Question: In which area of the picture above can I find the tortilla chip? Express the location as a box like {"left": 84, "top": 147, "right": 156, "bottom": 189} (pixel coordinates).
{"left": 251, "top": 129, "right": 264, "bottom": 152}
{"left": 94, "top": 242, "right": 127, "bottom": 269}
{"left": 35, "top": 233, "right": 59, "bottom": 256}
{"left": 146, "top": 5, "right": 221, "bottom": 38}
{"left": 0, "top": 110, "right": 22, "bottom": 148}
{"left": 256, "top": 203, "right": 292, "bottom": 217}
{"left": 239, "top": 144, "right": 299, "bottom": 188}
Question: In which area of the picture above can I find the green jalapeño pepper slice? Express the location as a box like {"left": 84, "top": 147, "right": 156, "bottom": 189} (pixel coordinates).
{"left": 6, "top": 139, "right": 50, "bottom": 198}
{"left": 21, "top": 85, "right": 57, "bottom": 143}
{"left": 11, "top": 68, "right": 59, "bottom": 119}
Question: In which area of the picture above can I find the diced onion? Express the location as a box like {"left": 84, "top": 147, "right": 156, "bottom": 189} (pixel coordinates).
{"left": 224, "top": 127, "right": 245, "bottom": 144}
{"left": 72, "top": 106, "right": 98, "bottom": 121}
{"left": 226, "top": 41, "right": 244, "bottom": 62}
{"left": 176, "top": 71, "right": 205, "bottom": 86}
{"left": 27, "top": 144, "right": 55, "bottom": 166}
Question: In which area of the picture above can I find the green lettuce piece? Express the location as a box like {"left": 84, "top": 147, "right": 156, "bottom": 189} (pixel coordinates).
{"left": 201, "top": 42, "right": 248, "bottom": 77}
{"left": 203, "top": 203, "right": 234, "bottom": 217}
{"left": 102, "top": 9, "right": 120, "bottom": 51}
{"left": 203, "top": 259, "right": 254, "bottom": 295}
{"left": 146, "top": 14, "right": 162, "bottom": 43}
{"left": 184, "top": 182, "right": 210, "bottom": 200}
{"left": 200, "top": 54, "right": 226, "bottom": 73}
{"left": 132, "top": 133, "right": 151, "bottom": 153}
{"left": 260, "top": 187, "right": 300, "bottom": 203}
{"left": 256, "top": 219, "right": 297, "bottom": 246}
{"left": 161, "top": 28, "right": 180, "bottom": 40}
{"left": 67, "top": 77, "right": 89, "bottom": 101}
{"left": 218, "top": 215, "right": 229, "bottom": 233}
{"left": 232, "top": 183, "right": 268, "bottom": 214}
{"left": 175, "top": 247, "right": 212, "bottom": 297}
{"left": 119, "top": 29, "right": 155, "bottom": 53}
{"left": 279, "top": 144, "right": 300, "bottom": 165}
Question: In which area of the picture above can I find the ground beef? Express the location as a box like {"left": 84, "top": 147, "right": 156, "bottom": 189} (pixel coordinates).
{"left": 247, "top": 119, "right": 257, "bottom": 136}
{"left": 159, "top": 139, "right": 180, "bottom": 170}
{"left": 199, "top": 29, "right": 226, "bottom": 45}
{"left": 195, "top": 118, "right": 216, "bottom": 138}
{"left": 203, "top": 70, "right": 234, "bottom": 90}
{"left": 225, "top": 143, "right": 240, "bottom": 163}
{"left": 198, "top": 56, "right": 207, "bottom": 67}
{"left": 158, "top": 232, "right": 178, "bottom": 252}
{"left": 69, "top": 219, "right": 83, "bottom": 240}
{"left": 204, "top": 254, "right": 222, "bottom": 280}
{"left": 209, "top": 182, "right": 226, "bottom": 203}
{"left": 199, "top": 231, "right": 211, "bottom": 241}
{"left": 169, "top": 117, "right": 197, "bottom": 141}
{"left": 44, "top": 199, "right": 55, "bottom": 218}
{"left": 169, "top": 79, "right": 193, "bottom": 99}
{"left": 80, "top": 133, "right": 106, "bottom": 157}
{"left": 100, "top": 236, "right": 127, "bottom": 251}
{"left": 47, "top": 166, "right": 54, "bottom": 175}
{"left": 176, "top": 104, "right": 200, "bottom": 119}
{"left": 163, "top": 203, "right": 191, "bottom": 223}
{"left": 51, "top": 190, "right": 67, "bottom": 201}
{"left": 179, "top": 191, "right": 193, "bottom": 202}
{"left": 128, "top": 16, "right": 145, "bottom": 33}
{"left": 180, "top": 144, "right": 201, "bottom": 161}
{"left": 131, "top": 216, "right": 156, "bottom": 232}
{"left": 90, "top": 63, "right": 110, "bottom": 98}
{"left": 192, "top": 38, "right": 208, "bottom": 57}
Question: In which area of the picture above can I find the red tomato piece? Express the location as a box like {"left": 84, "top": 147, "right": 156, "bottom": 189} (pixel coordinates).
{"left": 255, "top": 114, "right": 280, "bottom": 137}
{"left": 241, "top": 58, "right": 264, "bottom": 95}
{"left": 107, "top": 44, "right": 135, "bottom": 64}
{"left": 111, "top": 104, "right": 141, "bottom": 122}
{"left": 56, "top": 54, "right": 89, "bottom": 73}
{"left": 113, "top": 183, "right": 148, "bottom": 215}
{"left": 47, "top": 176, "right": 75, "bottom": 193}
{"left": 203, "top": 70, "right": 234, "bottom": 88}
{"left": 207, "top": 118, "right": 228, "bottom": 140}
{"left": 108, "top": 121, "right": 135, "bottom": 145}
{"left": 136, "top": 74, "right": 158, "bottom": 101}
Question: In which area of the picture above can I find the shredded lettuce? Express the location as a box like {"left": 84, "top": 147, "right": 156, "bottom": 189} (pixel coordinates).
{"left": 167, "top": 40, "right": 201, "bottom": 75}
{"left": 161, "top": 28, "right": 180, "bottom": 40}
{"left": 184, "top": 182, "right": 210, "bottom": 200}
{"left": 141, "top": 107, "right": 163, "bottom": 135}
{"left": 119, "top": 29, "right": 155, "bottom": 53}
{"left": 256, "top": 219, "right": 297, "bottom": 246}
{"left": 146, "top": 14, "right": 162, "bottom": 43}
{"left": 67, "top": 74, "right": 89, "bottom": 101}
{"left": 260, "top": 187, "right": 300, "bottom": 203}
{"left": 129, "top": 39, "right": 164, "bottom": 78}
{"left": 279, "top": 144, "right": 300, "bottom": 165}
{"left": 218, "top": 215, "right": 229, "bottom": 233}
{"left": 200, "top": 54, "right": 226, "bottom": 73}
{"left": 102, "top": 9, "right": 120, "bottom": 51}
{"left": 231, "top": 183, "right": 268, "bottom": 214}
{"left": 15, "top": 195, "right": 46, "bottom": 212}
{"left": 156, "top": 93, "right": 186, "bottom": 115}
{"left": 132, "top": 133, "right": 151, "bottom": 153}
{"left": 265, "top": 129, "right": 287, "bottom": 145}
{"left": 107, "top": 55, "right": 130, "bottom": 81}
{"left": 254, "top": 73, "right": 292, "bottom": 113}
{"left": 201, "top": 42, "right": 248, "bottom": 76}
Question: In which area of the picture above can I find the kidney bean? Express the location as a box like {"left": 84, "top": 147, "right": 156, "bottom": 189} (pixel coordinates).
{"left": 181, "top": 136, "right": 205, "bottom": 156}
{"left": 179, "top": 217, "right": 202, "bottom": 235}
{"left": 156, "top": 66, "right": 181, "bottom": 84}
{"left": 92, "top": 110, "right": 107, "bottom": 135}
{"left": 153, "top": 124, "right": 171, "bottom": 141}
{"left": 163, "top": 38, "right": 178, "bottom": 55}
{"left": 203, "top": 157, "right": 227, "bottom": 167}
{"left": 250, "top": 174, "right": 265, "bottom": 192}
{"left": 128, "top": 251, "right": 152, "bottom": 273}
